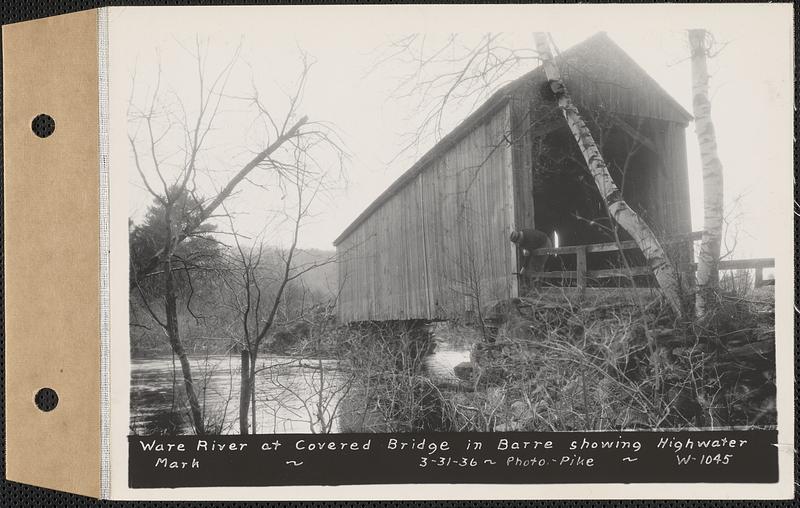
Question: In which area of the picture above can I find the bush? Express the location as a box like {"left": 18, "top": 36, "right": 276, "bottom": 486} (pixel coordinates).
{"left": 439, "top": 288, "right": 776, "bottom": 431}
{"left": 333, "top": 285, "right": 776, "bottom": 433}
{"left": 337, "top": 321, "right": 456, "bottom": 432}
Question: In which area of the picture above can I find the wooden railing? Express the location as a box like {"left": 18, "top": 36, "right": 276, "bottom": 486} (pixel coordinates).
{"left": 718, "top": 257, "right": 775, "bottom": 288}
{"left": 526, "top": 231, "right": 774, "bottom": 289}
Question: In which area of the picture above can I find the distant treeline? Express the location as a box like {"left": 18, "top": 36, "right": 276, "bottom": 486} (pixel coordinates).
{"left": 130, "top": 210, "right": 338, "bottom": 358}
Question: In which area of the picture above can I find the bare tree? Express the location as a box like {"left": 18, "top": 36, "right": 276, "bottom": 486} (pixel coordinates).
{"left": 220, "top": 145, "right": 338, "bottom": 434}
{"left": 262, "top": 272, "right": 354, "bottom": 433}
{"left": 688, "top": 29, "right": 725, "bottom": 317}
{"left": 128, "top": 41, "right": 339, "bottom": 434}
{"left": 370, "top": 33, "right": 540, "bottom": 155}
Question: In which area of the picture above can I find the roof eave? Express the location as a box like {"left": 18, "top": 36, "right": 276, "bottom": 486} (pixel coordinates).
{"left": 333, "top": 94, "right": 512, "bottom": 246}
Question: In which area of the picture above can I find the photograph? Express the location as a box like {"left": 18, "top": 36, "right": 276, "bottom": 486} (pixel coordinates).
{"left": 122, "top": 6, "right": 784, "bottom": 439}
{"left": 1, "top": 2, "right": 792, "bottom": 501}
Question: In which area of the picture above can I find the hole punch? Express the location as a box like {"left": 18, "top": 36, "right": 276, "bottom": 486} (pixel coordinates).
{"left": 31, "top": 113, "right": 55, "bottom": 138}
{"left": 34, "top": 387, "right": 58, "bottom": 412}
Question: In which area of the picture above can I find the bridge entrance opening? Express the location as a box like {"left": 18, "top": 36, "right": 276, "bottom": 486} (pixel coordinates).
{"left": 526, "top": 118, "right": 665, "bottom": 288}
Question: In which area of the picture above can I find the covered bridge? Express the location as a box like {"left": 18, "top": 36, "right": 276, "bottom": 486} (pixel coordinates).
{"left": 334, "top": 33, "right": 693, "bottom": 323}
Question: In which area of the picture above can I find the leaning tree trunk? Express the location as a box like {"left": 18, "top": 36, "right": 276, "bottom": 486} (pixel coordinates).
{"left": 533, "top": 33, "right": 683, "bottom": 317}
{"left": 689, "top": 29, "right": 724, "bottom": 318}
{"left": 164, "top": 253, "right": 206, "bottom": 435}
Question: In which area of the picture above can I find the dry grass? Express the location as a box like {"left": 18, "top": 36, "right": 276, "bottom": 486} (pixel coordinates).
{"left": 437, "top": 284, "right": 776, "bottom": 431}
{"left": 333, "top": 283, "right": 776, "bottom": 433}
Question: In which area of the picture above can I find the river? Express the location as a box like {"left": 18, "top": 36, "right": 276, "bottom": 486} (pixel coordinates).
{"left": 130, "top": 355, "right": 344, "bottom": 435}
{"left": 130, "top": 327, "right": 473, "bottom": 435}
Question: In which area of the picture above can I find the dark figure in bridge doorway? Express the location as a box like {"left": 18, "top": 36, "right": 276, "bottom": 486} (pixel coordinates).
{"left": 510, "top": 229, "right": 552, "bottom": 283}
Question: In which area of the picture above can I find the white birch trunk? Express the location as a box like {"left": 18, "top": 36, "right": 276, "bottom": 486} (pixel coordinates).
{"left": 534, "top": 33, "right": 683, "bottom": 316}
{"left": 689, "top": 29, "right": 724, "bottom": 317}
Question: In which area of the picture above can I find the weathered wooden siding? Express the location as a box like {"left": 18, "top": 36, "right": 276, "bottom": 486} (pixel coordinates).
{"left": 658, "top": 121, "right": 692, "bottom": 235}
{"left": 337, "top": 105, "right": 517, "bottom": 322}
{"left": 336, "top": 33, "right": 694, "bottom": 323}
{"left": 510, "top": 98, "right": 536, "bottom": 232}
{"left": 654, "top": 120, "right": 694, "bottom": 271}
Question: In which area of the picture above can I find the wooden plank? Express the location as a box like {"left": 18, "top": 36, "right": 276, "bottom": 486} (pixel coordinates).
{"left": 719, "top": 258, "right": 775, "bottom": 270}
{"left": 501, "top": 104, "right": 519, "bottom": 298}
{"left": 533, "top": 271, "right": 578, "bottom": 279}
{"left": 509, "top": 97, "right": 536, "bottom": 241}
{"left": 418, "top": 171, "right": 432, "bottom": 319}
{"left": 588, "top": 267, "right": 652, "bottom": 278}
{"left": 611, "top": 114, "right": 658, "bottom": 154}
{"left": 429, "top": 157, "right": 445, "bottom": 318}
{"left": 509, "top": 99, "right": 526, "bottom": 232}
{"left": 530, "top": 231, "right": 703, "bottom": 256}
{"left": 576, "top": 246, "right": 587, "bottom": 289}
{"left": 669, "top": 122, "right": 693, "bottom": 234}
{"left": 531, "top": 266, "right": 652, "bottom": 280}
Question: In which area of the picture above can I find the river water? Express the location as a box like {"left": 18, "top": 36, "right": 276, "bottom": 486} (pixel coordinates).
{"left": 130, "top": 330, "right": 472, "bottom": 435}
{"left": 130, "top": 355, "right": 344, "bottom": 435}
{"left": 423, "top": 334, "right": 472, "bottom": 385}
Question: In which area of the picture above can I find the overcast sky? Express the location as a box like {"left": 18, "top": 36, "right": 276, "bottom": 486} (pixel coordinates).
{"left": 111, "top": 4, "right": 793, "bottom": 259}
